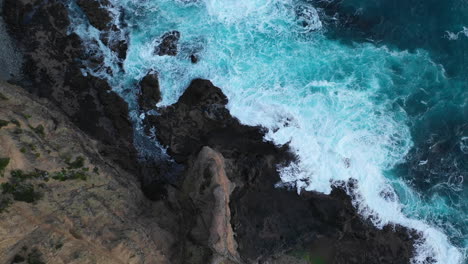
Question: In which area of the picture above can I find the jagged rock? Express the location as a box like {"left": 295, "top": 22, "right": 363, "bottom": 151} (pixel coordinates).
{"left": 3, "top": 0, "right": 135, "bottom": 173}
{"left": 190, "top": 54, "right": 199, "bottom": 63}
{"left": 76, "top": 0, "right": 113, "bottom": 31}
{"left": 138, "top": 71, "right": 161, "bottom": 111}
{"left": 145, "top": 79, "right": 418, "bottom": 263}
{"left": 156, "top": 31, "right": 180, "bottom": 56}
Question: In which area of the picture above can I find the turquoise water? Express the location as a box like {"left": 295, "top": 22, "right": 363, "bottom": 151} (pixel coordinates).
{"left": 68, "top": 0, "right": 467, "bottom": 263}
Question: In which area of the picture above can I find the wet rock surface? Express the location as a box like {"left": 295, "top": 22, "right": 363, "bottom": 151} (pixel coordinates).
{"left": 2, "top": 1, "right": 420, "bottom": 263}
{"left": 145, "top": 79, "right": 419, "bottom": 263}
{"left": 76, "top": 0, "right": 113, "bottom": 31}
{"left": 156, "top": 31, "right": 181, "bottom": 56}
{"left": 3, "top": 0, "right": 134, "bottom": 172}
{"left": 138, "top": 71, "right": 161, "bottom": 111}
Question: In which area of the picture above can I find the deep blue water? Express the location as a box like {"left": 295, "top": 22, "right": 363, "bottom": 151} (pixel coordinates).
{"left": 67, "top": 0, "right": 467, "bottom": 262}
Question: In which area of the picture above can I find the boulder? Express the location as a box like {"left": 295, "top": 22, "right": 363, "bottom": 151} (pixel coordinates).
{"left": 138, "top": 71, "right": 161, "bottom": 111}
{"left": 156, "top": 31, "right": 180, "bottom": 56}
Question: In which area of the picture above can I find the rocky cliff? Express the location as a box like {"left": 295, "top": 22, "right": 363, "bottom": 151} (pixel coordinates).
{"left": 0, "top": 0, "right": 421, "bottom": 263}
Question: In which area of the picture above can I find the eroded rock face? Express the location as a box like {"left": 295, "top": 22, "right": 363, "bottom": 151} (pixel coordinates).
{"left": 3, "top": 0, "right": 134, "bottom": 172}
{"left": 76, "top": 0, "right": 113, "bottom": 31}
{"left": 156, "top": 31, "right": 181, "bottom": 56}
{"left": 0, "top": 82, "right": 178, "bottom": 264}
{"left": 145, "top": 79, "right": 418, "bottom": 264}
{"left": 182, "top": 147, "right": 240, "bottom": 263}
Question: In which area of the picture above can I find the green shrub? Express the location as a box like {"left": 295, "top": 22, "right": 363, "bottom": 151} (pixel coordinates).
{"left": 0, "top": 196, "right": 12, "bottom": 213}
{"left": 10, "top": 119, "right": 21, "bottom": 127}
{"left": 10, "top": 169, "right": 48, "bottom": 181}
{"left": 0, "top": 119, "right": 9, "bottom": 128}
{"left": 30, "top": 125, "right": 45, "bottom": 137}
{"left": 12, "top": 254, "right": 25, "bottom": 263}
{"left": 67, "top": 156, "right": 85, "bottom": 169}
{"left": 0, "top": 92, "right": 8, "bottom": 100}
{"left": 0, "top": 157, "right": 9, "bottom": 176}
{"left": 27, "top": 248, "right": 45, "bottom": 264}
{"left": 52, "top": 169, "right": 87, "bottom": 181}
{"left": 1, "top": 182, "right": 42, "bottom": 203}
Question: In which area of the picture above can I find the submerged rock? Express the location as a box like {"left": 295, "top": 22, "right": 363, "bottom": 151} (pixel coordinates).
{"left": 138, "top": 71, "right": 161, "bottom": 111}
{"left": 156, "top": 31, "right": 181, "bottom": 56}
{"left": 190, "top": 54, "right": 199, "bottom": 63}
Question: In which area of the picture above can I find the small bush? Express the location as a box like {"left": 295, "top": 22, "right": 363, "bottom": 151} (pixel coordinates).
{"left": 10, "top": 119, "right": 21, "bottom": 127}
{"left": 0, "top": 196, "right": 12, "bottom": 213}
{"left": 1, "top": 182, "right": 42, "bottom": 203}
{"left": 12, "top": 254, "right": 25, "bottom": 263}
{"left": 0, "top": 158, "right": 9, "bottom": 176}
{"left": 0, "top": 92, "right": 8, "bottom": 100}
{"left": 27, "top": 248, "right": 45, "bottom": 264}
{"left": 30, "top": 125, "right": 45, "bottom": 137}
{"left": 67, "top": 156, "right": 85, "bottom": 169}
{"left": 10, "top": 169, "right": 48, "bottom": 181}
{"left": 0, "top": 119, "right": 9, "bottom": 128}
{"left": 52, "top": 169, "right": 87, "bottom": 181}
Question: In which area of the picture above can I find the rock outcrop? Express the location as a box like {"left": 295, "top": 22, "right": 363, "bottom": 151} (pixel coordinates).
{"left": 0, "top": 82, "right": 177, "bottom": 264}
{"left": 1, "top": 1, "right": 421, "bottom": 263}
{"left": 145, "top": 79, "right": 419, "bottom": 264}
{"left": 3, "top": 0, "right": 134, "bottom": 172}
{"left": 138, "top": 71, "right": 162, "bottom": 111}
{"left": 156, "top": 31, "right": 181, "bottom": 56}
{"left": 0, "top": 82, "right": 241, "bottom": 264}
{"left": 182, "top": 147, "right": 240, "bottom": 264}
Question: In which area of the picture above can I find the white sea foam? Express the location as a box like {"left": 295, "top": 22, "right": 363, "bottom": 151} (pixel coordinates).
{"left": 68, "top": 0, "right": 464, "bottom": 262}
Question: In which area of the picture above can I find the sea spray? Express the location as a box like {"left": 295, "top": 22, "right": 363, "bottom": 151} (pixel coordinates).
{"left": 67, "top": 0, "right": 465, "bottom": 262}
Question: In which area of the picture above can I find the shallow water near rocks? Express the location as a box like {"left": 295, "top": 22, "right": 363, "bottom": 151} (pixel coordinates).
{"left": 68, "top": 0, "right": 467, "bottom": 263}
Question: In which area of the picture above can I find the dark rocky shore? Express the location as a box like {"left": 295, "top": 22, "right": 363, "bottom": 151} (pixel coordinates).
{"left": 1, "top": 0, "right": 420, "bottom": 263}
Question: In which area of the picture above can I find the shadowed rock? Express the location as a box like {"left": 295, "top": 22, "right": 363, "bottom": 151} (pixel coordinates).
{"left": 145, "top": 79, "right": 419, "bottom": 263}
{"left": 3, "top": 0, "right": 135, "bottom": 172}
{"left": 138, "top": 71, "right": 161, "bottom": 111}
{"left": 77, "top": 0, "right": 112, "bottom": 31}
{"left": 156, "top": 31, "right": 180, "bottom": 56}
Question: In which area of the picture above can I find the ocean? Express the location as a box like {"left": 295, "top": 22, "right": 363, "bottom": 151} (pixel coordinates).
{"left": 67, "top": 0, "right": 467, "bottom": 263}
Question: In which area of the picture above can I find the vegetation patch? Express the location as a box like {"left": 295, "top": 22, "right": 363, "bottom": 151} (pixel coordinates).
{"left": 0, "top": 196, "right": 12, "bottom": 213}
{"left": 29, "top": 125, "right": 45, "bottom": 137}
{"left": 0, "top": 92, "right": 8, "bottom": 100}
{"left": 1, "top": 182, "right": 42, "bottom": 203}
{"left": 52, "top": 168, "right": 87, "bottom": 181}
{"left": 0, "top": 157, "right": 10, "bottom": 177}
{"left": 14, "top": 128, "right": 23, "bottom": 134}
{"left": 0, "top": 159, "right": 94, "bottom": 213}
{"left": 11, "top": 254, "right": 25, "bottom": 263}
{"left": 0, "top": 119, "right": 9, "bottom": 128}
{"left": 27, "top": 248, "right": 46, "bottom": 264}
{"left": 290, "top": 250, "right": 326, "bottom": 264}
{"left": 10, "top": 119, "right": 21, "bottom": 127}
{"left": 66, "top": 156, "right": 85, "bottom": 169}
